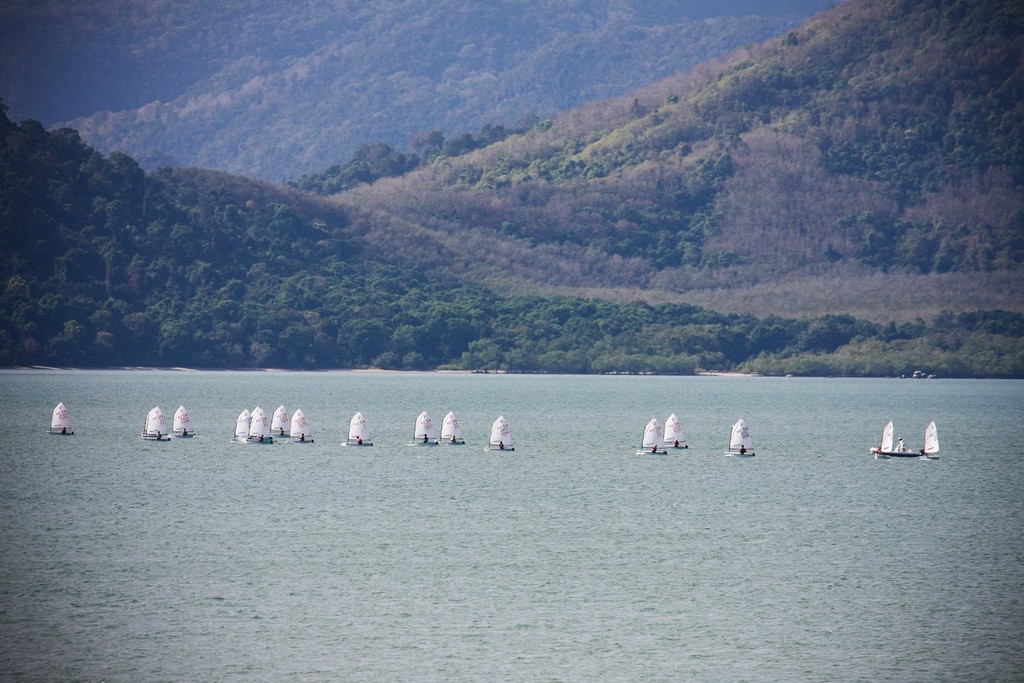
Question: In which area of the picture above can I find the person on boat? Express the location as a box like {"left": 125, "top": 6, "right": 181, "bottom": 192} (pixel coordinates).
{"left": 739, "top": 445, "right": 747, "bottom": 455}
{"left": 423, "top": 434, "right": 428, "bottom": 443}
{"left": 498, "top": 441, "right": 504, "bottom": 450}
{"left": 182, "top": 428, "right": 188, "bottom": 437}
{"left": 451, "top": 435, "right": 457, "bottom": 443}
{"left": 299, "top": 434, "right": 305, "bottom": 442}
{"left": 897, "top": 437, "right": 905, "bottom": 452}
{"left": 356, "top": 436, "right": 362, "bottom": 445}
{"left": 279, "top": 427, "right": 285, "bottom": 436}
{"left": 156, "top": 430, "right": 161, "bottom": 440}
{"left": 258, "top": 434, "right": 264, "bottom": 443}
{"left": 60, "top": 426, "right": 66, "bottom": 434}
{"left": 673, "top": 439, "right": 680, "bottom": 448}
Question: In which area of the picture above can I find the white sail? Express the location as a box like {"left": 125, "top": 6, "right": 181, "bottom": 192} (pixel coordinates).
{"left": 413, "top": 411, "right": 437, "bottom": 443}
{"left": 347, "top": 411, "right": 372, "bottom": 445}
{"left": 664, "top": 413, "right": 686, "bottom": 447}
{"left": 49, "top": 402, "right": 73, "bottom": 434}
{"left": 289, "top": 408, "right": 312, "bottom": 442}
{"left": 441, "top": 411, "right": 464, "bottom": 443}
{"left": 248, "top": 406, "right": 273, "bottom": 442}
{"left": 235, "top": 409, "right": 251, "bottom": 441}
{"left": 923, "top": 421, "right": 939, "bottom": 454}
{"left": 142, "top": 406, "right": 168, "bottom": 439}
{"left": 172, "top": 405, "right": 195, "bottom": 437}
{"left": 640, "top": 418, "right": 665, "bottom": 452}
{"left": 271, "top": 405, "right": 290, "bottom": 437}
{"left": 880, "top": 421, "right": 894, "bottom": 452}
{"left": 727, "top": 418, "right": 754, "bottom": 454}
{"left": 489, "top": 415, "right": 513, "bottom": 449}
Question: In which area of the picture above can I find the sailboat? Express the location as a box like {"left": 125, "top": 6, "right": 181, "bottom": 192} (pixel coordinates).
{"left": 271, "top": 405, "right": 290, "bottom": 439}
{"left": 247, "top": 406, "right": 274, "bottom": 444}
{"left": 487, "top": 415, "right": 514, "bottom": 451}
{"left": 289, "top": 408, "right": 314, "bottom": 443}
{"left": 725, "top": 418, "right": 755, "bottom": 456}
{"left": 234, "top": 408, "right": 251, "bottom": 443}
{"left": 664, "top": 413, "right": 688, "bottom": 449}
{"left": 172, "top": 405, "right": 196, "bottom": 438}
{"left": 410, "top": 411, "right": 439, "bottom": 445}
{"left": 48, "top": 402, "right": 74, "bottom": 435}
{"left": 441, "top": 411, "right": 465, "bottom": 445}
{"left": 344, "top": 411, "right": 373, "bottom": 446}
{"left": 141, "top": 406, "right": 170, "bottom": 441}
{"left": 919, "top": 421, "right": 940, "bottom": 460}
{"left": 870, "top": 420, "right": 896, "bottom": 458}
{"left": 636, "top": 418, "right": 667, "bottom": 455}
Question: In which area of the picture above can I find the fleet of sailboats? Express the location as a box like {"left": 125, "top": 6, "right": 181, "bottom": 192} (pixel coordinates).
{"left": 43, "top": 402, "right": 943, "bottom": 460}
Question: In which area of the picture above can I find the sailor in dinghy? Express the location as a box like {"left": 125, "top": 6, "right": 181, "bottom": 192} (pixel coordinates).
{"left": 724, "top": 418, "right": 755, "bottom": 456}
{"left": 486, "top": 415, "right": 515, "bottom": 451}
{"left": 441, "top": 411, "right": 466, "bottom": 445}
{"left": 172, "top": 405, "right": 196, "bottom": 438}
{"left": 410, "top": 411, "right": 439, "bottom": 446}
{"left": 141, "top": 406, "right": 170, "bottom": 441}
{"left": 271, "top": 405, "right": 290, "bottom": 439}
{"left": 664, "top": 413, "right": 688, "bottom": 449}
{"left": 343, "top": 411, "right": 373, "bottom": 446}
{"left": 246, "top": 406, "right": 274, "bottom": 444}
{"left": 289, "top": 408, "right": 314, "bottom": 443}
{"left": 48, "top": 402, "right": 74, "bottom": 435}
{"left": 636, "top": 418, "right": 667, "bottom": 455}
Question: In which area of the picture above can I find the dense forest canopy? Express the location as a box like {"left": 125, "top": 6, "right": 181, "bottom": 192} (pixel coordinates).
{"left": 0, "top": 0, "right": 833, "bottom": 179}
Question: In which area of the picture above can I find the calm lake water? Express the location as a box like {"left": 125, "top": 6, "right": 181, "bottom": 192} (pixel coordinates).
{"left": 1, "top": 370, "right": 1022, "bottom": 681}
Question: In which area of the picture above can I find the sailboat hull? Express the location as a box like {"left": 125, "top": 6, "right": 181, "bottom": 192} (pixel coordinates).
{"left": 725, "top": 449, "right": 755, "bottom": 457}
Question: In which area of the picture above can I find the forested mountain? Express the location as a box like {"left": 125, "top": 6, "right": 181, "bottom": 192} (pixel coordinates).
{"left": 1, "top": 0, "right": 1023, "bottom": 376}
{"left": 331, "top": 0, "right": 1024, "bottom": 321}
{"left": 0, "top": 0, "right": 832, "bottom": 179}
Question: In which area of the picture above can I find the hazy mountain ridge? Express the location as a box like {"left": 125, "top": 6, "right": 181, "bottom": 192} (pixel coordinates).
{"left": 332, "top": 0, "right": 1023, "bottom": 314}
{"left": 0, "top": 1, "right": 831, "bottom": 180}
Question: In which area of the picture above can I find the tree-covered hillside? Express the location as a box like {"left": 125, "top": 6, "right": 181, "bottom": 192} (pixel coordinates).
{"left": 2, "top": 104, "right": 1023, "bottom": 377}
{"left": 0, "top": 0, "right": 832, "bottom": 179}
{"left": 331, "top": 0, "right": 1023, "bottom": 317}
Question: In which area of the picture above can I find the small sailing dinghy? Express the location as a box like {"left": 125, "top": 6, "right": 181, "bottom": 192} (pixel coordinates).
{"left": 48, "top": 402, "right": 74, "bottom": 435}
{"left": 919, "top": 421, "right": 940, "bottom": 460}
{"left": 487, "top": 415, "right": 514, "bottom": 451}
{"left": 870, "top": 421, "right": 896, "bottom": 459}
{"left": 247, "top": 406, "right": 274, "bottom": 444}
{"left": 441, "top": 411, "right": 465, "bottom": 445}
{"left": 664, "top": 413, "right": 688, "bottom": 449}
{"left": 172, "top": 405, "right": 196, "bottom": 438}
{"left": 344, "top": 411, "right": 373, "bottom": 446}
{"left": 637, "top": 418, "right": 667, "bottom": 455}
{"left": 234, "top": 408, "right": 251, "bottom": 443}
{"left": 725, "top": 418, "right": 754, "bottom": 456}
{"left": 289, "top": 408, "right": 314, "bottom": 443}
{"left": 141, "top": 406, "right": 170, "bottom": 441}
{"left": 410, "top": 411, "right": 439, "bottom": 445}
{"left": 271, "top": 405, "right": 290, "bottom": 439}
